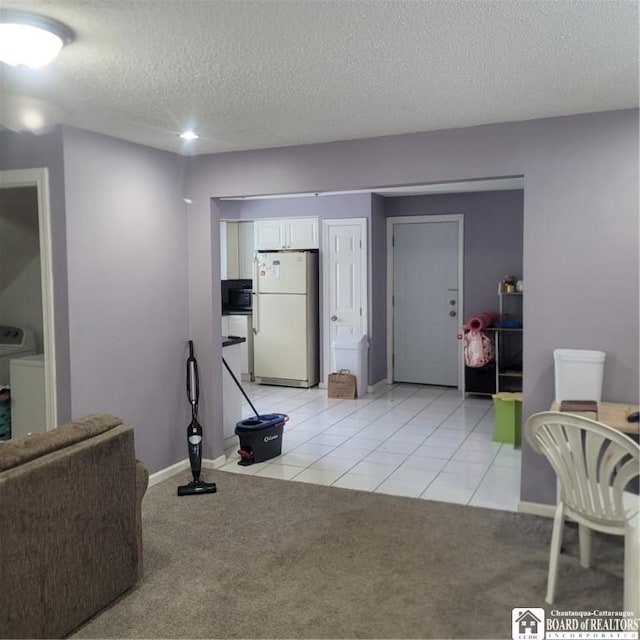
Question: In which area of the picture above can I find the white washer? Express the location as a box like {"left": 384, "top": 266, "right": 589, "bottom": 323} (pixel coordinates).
{"left": 0, "top": 325, "right": 36, "bottom": 386}
{"left": 10, "top": 354, "right": 46, "bottom": 438}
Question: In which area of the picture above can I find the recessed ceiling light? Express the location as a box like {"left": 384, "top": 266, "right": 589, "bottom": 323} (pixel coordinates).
{"left": 0, "top": 10, "right": 74, "bottom": 68}
{"left": 20, "top": 108, "right": 45, "bottom": 131}
{"left": 183, "top": 198, "right": 193, "bottom": 204}
{"left": 179, "top": 131, "right": 199, "bottom": 141}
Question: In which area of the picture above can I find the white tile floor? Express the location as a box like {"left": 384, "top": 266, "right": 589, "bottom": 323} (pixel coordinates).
{"left": 220, "top": 382, "right": 522, "bottom": 512}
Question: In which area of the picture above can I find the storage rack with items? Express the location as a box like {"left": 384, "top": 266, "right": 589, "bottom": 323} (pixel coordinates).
{"left": 463, "top": 276, "right": 523, "bottom": 395}
{"left": 492, "top": 277, "right": 523, "bottom": 393}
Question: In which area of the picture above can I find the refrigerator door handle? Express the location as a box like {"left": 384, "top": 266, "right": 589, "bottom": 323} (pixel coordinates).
{"left": 253, "top": 256, "right": 259, "bottom": 335}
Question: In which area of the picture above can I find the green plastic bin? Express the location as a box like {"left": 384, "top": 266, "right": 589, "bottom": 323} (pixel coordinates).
{"left": 492, "top": 392, "right": 523, "bottom": 447}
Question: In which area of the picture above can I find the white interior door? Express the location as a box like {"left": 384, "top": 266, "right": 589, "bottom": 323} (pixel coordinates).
{"left": 391, "top": 218, "right": 461, "bottom": 386}
{"left": 322, "top": 219, "right": 368, "bottom": 380}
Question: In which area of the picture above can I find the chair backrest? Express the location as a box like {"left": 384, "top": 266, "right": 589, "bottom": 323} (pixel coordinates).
{"left": 525, "top": 411, "right": 640, "bottom": 526}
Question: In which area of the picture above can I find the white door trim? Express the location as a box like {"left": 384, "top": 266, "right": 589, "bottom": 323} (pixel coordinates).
{"left": 386, "top": 214, "right": 464, "bottom": 389}
{"left": 321, "top": 218, "right": 368, "bottom": 387}
{"left": 0, "top": 168, "right": 57, "bottom": 430}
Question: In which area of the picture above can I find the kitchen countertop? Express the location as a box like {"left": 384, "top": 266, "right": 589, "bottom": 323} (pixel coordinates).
{"left": 222, "top": 336, "right": 247, "bottom": 347}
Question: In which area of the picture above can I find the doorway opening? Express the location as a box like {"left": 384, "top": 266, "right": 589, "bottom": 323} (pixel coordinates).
{"left": 0, "top": 169, "right": 56, "bottom": 437}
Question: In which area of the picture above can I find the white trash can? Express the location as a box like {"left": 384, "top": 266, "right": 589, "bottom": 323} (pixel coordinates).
{"left": 331, "top": 334, "right": 369, "bottom": 397}
{"left": 553, "top": 348, "right": 606, "bottom": 403}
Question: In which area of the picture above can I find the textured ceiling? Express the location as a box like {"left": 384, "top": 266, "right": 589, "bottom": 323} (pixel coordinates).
{"left": 0, "top": 0, "right": 637, "bottom": 155}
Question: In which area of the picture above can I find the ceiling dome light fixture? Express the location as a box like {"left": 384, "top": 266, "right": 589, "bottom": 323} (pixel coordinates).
{"left": 179, "top": 130, "right": 199, "bottom": 141}
{"left": 0, "top": 10, "right": 74, "bottom": 69}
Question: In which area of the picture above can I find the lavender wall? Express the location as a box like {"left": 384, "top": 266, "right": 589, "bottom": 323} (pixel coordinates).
{"left": 519, "top": 115, "right": 639, "bottom": 502}
{"left": 218, "top": 199, "right": 241, "bottom": 220}
{"left": 0, "top": 129, "right": 72, "bottom": 424}
{"left": 187, "top": 109, "right": 639, "bottom": 505}
{"left": 62, "top": 127, "right": 189, "bottom": 473}
{"left": 384, "top": 190, "right": 524, "bottom": 319}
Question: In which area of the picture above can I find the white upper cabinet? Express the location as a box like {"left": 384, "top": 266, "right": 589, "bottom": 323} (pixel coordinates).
{"left": 254, "top": 218, "right": 318, "bottom": 250}
{"left": 254, "top": 220, "right": 286, "bottom": 250}
{"left": 223, "top": 218, "right": 316, "bottom": 278}
{"left": 287, "top": 218, "right": 318, "bottom": 249}
{"left": 221, "top": 221, "right": 254, "bottom": 280}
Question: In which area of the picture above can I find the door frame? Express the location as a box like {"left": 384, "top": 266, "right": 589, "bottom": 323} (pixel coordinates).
{"left": 0, "top": 168, "right": 57, "bottom": 430}
{"left": 321, "top": 218, "right": 368, "bottom": 388}
{"left": 386, "top": 214, "right": 464, "bottom": 389}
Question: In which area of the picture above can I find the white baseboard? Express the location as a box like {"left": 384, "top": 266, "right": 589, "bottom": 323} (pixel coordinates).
{"left": 518, "top": 500, "right": 556, "bottom": 518}
{"left": 148, "top": 459, "right": 190, "bottom": 487}
{"left": 367, "top": 379, "right": 389, "bottom": 394}
{"left": 148, "top": 454, "right": 228, "bottom": 487}
{"left": 203, "top": 454, "right": 227, "bottom": 469}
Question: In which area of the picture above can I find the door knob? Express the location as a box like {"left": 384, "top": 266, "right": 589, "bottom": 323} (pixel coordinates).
{"left": 331, "top": 315, "right": 338, "bottom": 321}
{"left": 449, "top": 311, "right": 456, "bottom": 317}
{"left": 449, "top": 299, "right": 456, "bottom": 305}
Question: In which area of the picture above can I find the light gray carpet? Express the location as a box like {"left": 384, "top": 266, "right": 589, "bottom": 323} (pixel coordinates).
{"left": 72, "top": 469, "right": 625, "bottom": 639}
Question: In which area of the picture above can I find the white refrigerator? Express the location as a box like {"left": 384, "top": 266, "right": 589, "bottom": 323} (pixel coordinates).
{"left": 253, "top": 251, "right": 319, "bottom": 387}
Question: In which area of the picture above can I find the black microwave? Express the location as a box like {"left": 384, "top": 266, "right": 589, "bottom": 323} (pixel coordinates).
{"left": 228, "top": 287, "right": 252, "bottom": 310}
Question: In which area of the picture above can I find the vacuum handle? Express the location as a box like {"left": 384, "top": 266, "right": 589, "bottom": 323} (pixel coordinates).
{"left": 187, "top": 341, "right": 199, "bottom": 407}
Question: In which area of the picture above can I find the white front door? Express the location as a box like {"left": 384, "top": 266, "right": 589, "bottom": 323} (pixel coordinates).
{"left": 322, "top": 219, "right": 368, "bottom": 379}
{"left": 389, "top": 216, "right": 462, "bottom": 386}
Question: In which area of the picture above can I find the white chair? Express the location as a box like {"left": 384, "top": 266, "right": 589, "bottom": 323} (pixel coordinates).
{"left": 525, "top": 411, "right": 640, "bottom": 604}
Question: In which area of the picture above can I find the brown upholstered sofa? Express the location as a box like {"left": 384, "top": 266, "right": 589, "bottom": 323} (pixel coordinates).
{"left": 0, "top": 414, "right": 148, "bottom": 639}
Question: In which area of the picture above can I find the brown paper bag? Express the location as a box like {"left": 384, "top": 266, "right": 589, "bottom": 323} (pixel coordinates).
{"left": 327, "top": 369, "right": 357, "bottom": 399}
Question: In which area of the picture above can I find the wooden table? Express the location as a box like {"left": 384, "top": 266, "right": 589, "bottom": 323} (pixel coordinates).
{"left": 549, "top": 401, "right": 639, "bottom": 435}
